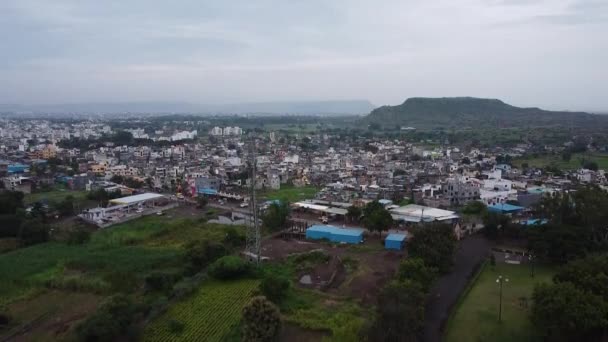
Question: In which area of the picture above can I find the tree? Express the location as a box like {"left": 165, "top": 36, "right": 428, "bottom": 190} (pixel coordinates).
{"left": 242, "top": 296, "right": 282, "bottom": 342}
{"left": 260, "top": 274, "right": 290, "bottom": 304}
{"left": 262, "top": 202, "right": 290, "bottom": 232}
{"left": 532, "top": 282, "right": 608, "bottom": 342}
{"left": 462, "top": 201, "right": 486, "bottom": 215}
{"left": 461, "top": 157, "right": 471, "bottom": 165}
{"left": 371, "top": 280, "right": 426, "bottom": 342}
{"left": 527, "top": 224, "right": 589, "bottom": 264}
{"left": 18, "top": 218, "right": 49, "bottom": 246}
{"left": 397, "top": 258, "right": 438, "bottom": 290}
{"left": 553, "top": 255, "right": 608, "bottom": 301}
{"left": 346, "top": 206, "right": 362, "bottom": 222}
{"left": 583, "top": 160, "right": 599, "bottom": 171}
{"left": 196, "top": 196, "right": 208, "bottom": 209}
{"left": 482, "top": 212, "right": 510, "bottom": 240}
{"left": 408, "top": 224, "right": 457, "bottom": 273}
{"left": 56, "top": 195, "right": 75, "bottom": 216}
{"left": 110, "top": 175, "right": 124, "bottom": 184}
{"left": 362, "top": 201, "right": 393, "bottom": 235}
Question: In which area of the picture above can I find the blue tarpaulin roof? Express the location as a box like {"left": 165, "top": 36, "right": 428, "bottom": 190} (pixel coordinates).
{"left": 307, "top": 225, "right": 364, "bottom": 237}
{"left": 385, "top": 233, "right": 407, "bottom": 242}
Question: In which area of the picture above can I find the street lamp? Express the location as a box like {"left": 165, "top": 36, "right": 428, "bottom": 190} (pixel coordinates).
{"left": 529, "top": 254, "right": 535, "bottom": 278}
{"left": 496, "top": 275, "right": 509, "bottom": 322}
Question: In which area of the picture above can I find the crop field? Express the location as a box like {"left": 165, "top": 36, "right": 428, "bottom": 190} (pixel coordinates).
{"left": 445, "top": 262, "right": 555, "bottom": 342}
{"left": 143, "top": 279, "right": 260, "bottom": 342}
{"left": 262, "top": 185, "right": 318, "bottom": 203}
{"left": 513, "top": 152, "right": 608, "bottom": 171}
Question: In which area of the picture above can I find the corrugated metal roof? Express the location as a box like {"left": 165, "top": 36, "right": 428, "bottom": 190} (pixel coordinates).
{"left": 109, "top": 193, "right": 165, "bottom": 205}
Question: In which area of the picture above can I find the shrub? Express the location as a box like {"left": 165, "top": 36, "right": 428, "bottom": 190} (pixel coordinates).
{"left": 223, "top": 228, "right": 245, "bottom": 248}
{"left": 242, "top": 296, "right": 282, "bottom": 342}
{"left": 260, "top": 274, "right": 290, "bottom": 303}
{"left": 145, "top": 270, "right": 183, "bottom": 292}
{"left": 67, "top": 226, "right": 91, "bottom": 245}
{"left": 76, "top": 295, "right": 139, "bottom": 342}
{"left": 185, "top": 241, "right": 227, "bottom": 273}
{"left": 208, "top": 256, "right": 251, "bottom": 280}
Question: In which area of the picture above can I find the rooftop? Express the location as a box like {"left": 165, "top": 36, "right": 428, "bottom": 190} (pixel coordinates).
{"left": 109, "top": 193, "right": 165, "bottom": 205}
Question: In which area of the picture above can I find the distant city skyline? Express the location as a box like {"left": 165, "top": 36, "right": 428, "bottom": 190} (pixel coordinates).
{"left": 1, "top": 0, "right": 607, "bottom": 112}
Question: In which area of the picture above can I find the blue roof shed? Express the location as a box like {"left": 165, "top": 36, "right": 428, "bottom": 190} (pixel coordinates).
{"left": 385, "top": 233, "right": 407, "bottom": 250}
{"left": 306, "top": 225, "right": 363, "bottom": 244}
{"left": 488, "top": 203, "right": 524, "bottom": 214}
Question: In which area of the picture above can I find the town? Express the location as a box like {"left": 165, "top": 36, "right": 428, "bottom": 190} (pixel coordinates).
{"left": 1, "top": 112, "right": 608, "bottom": 341}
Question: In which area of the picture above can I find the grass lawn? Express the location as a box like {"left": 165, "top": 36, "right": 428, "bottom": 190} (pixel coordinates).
{"left": 445, "top": 262, "right": 555, "bottom": 342}
{"left": 514, "top": 152, "right": 608, "bottom": 171}
{"left": 262, "top": 185, "right": 318, "bottom": 203}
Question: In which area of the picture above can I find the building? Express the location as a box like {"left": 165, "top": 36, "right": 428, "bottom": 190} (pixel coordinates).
{"left": 443, "top": 177, "right": 480, "bottom": 205}
{"left": 385, "top": 233, "right": 407, "bottom": 250}
{"left": 306, "top": 225, "right": 363, "bottom": 244}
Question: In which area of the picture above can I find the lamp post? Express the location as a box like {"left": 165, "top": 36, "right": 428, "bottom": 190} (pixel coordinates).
{"left": 529, "top": 254, "right": 535, "bottom": 278}
{"left": 496, "top": 275, "right": 509, "bottom": 322}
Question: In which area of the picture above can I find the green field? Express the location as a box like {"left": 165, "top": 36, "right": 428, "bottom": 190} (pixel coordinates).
{"left": 262, "top": 185, "right": 318, "bottom": 203}
{"left": 514, "top": 153, "right": 608, "bottom": 171}
{"left": 24, "top": 189, "right": 89, "bottom": 205}
{"left": 143, "top": 279, "right": 260, "bottom": 341}
{"left": 0, "top": 214, "right": 245, "bottom": 305}
{"left": 445, "top": 262, "right": 555, "bottom": 342}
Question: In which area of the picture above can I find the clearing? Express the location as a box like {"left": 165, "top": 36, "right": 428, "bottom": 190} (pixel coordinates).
{"left": 262, "top": 185, "right": 319, "bottom": 203}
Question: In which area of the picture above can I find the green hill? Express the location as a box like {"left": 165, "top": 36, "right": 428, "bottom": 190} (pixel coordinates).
{"left": 363, "top": 97, "right": 605, "bottom": 129}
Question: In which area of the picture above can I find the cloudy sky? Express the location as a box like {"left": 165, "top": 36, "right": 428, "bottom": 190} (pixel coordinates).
{"left": 1, "top": 0, "right": 607, "bottom": 111}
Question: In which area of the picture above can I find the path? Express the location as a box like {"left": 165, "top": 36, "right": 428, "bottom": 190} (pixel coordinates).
{"left": 423, "top": 234, "right": 492, "bottom": 342}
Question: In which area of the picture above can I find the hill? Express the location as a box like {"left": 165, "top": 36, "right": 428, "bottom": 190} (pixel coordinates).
{"left": 363, "top": 97, "right": 606, "bottom": 129}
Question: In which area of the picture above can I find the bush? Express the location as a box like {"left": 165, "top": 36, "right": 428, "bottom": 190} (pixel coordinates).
{"left": 260, "top": 274, "right": 290, "bottom": 303}
{"left": 242, "top": 296, "right": 282, "bottom": 342}
{"left": 145, "top": 270, "right": 183, "bottom": 292}
{"left": 185, "top": 241, "right": 227, "bottom": 273}
{"left": 223, "top": 228, "right": 245, "bottom": 248}
{"left": 208, "top": 256, "right": 251, "bottom": 280}
{"left": 76, "top": 295, "right": 139, "bottom": 342}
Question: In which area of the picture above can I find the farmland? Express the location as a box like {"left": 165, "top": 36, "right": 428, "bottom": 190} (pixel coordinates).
{"left": 513, "top": 152, "right": 608, "bottom": 171}
{"left": 0, "top": 209, "right": 246, "bottom": 341}
{"left": 445, "top": 262, "right": 555, "bottom": 342}
{"left": 144, "top": 279, "right": 260, "bottom": 341}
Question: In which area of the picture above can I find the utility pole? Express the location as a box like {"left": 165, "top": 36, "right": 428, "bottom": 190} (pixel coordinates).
{"left": 496, "top": 275, "right": 509, "bottom": 322}
{"left": 245, "top": 136, "right": 261, "bottom": 265}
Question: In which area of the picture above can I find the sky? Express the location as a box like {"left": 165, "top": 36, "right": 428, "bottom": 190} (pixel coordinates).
{"left": 0, "top": 0, "right": 607, "bottom": 111}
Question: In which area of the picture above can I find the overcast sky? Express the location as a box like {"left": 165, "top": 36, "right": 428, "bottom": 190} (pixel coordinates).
{"left": 1, "top": 0, "right": 607, "bottom": 111}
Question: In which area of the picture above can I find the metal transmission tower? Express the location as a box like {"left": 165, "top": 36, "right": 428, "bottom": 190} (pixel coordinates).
{"left": 244, "top": 136, "right": 261, "bottom": 265}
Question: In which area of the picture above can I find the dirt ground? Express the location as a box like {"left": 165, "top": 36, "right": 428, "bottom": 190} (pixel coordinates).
{"left": 261, "top": 235, "right": 404, "bottom": 305}
{"left": 2, "top": 291, "right": 102, "bottom": 342}
{"left": 279, "top": 323, "right": 330, "bottom": 342}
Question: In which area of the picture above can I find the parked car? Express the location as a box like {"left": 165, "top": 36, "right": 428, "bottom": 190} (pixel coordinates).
{"left": 240, "top": 202, "right": 249, "bottom": 208}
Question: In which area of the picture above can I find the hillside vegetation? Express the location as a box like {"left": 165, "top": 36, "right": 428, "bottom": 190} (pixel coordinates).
{"left": 363, "top": 97, "right": 606, "bottom": 129}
